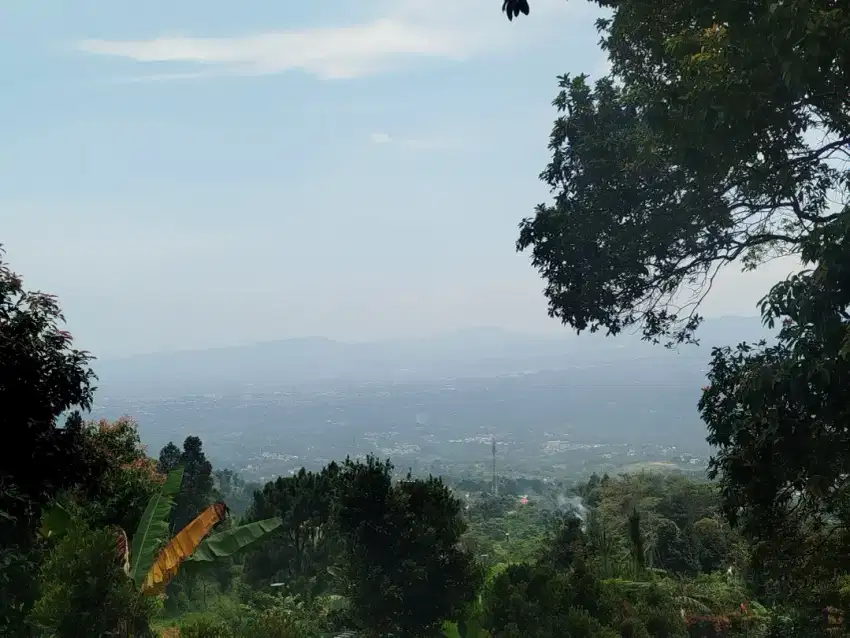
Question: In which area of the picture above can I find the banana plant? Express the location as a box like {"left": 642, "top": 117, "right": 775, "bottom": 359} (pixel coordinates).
{"left": 41, "top": 466, "right": 282, "bottom": 596}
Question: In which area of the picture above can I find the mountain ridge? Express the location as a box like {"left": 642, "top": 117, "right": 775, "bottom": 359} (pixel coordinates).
{"left": 94, "top": 316, "right": 770, "bottom": 400}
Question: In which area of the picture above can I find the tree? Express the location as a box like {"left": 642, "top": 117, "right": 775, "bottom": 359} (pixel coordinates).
{"left": 0, "top": 249, "right": 96, "bottom": 524}
{"left": 506, "top": 0, "right": 849, "bottom": 618}
{"left": 509, "top": 0, "right": 849, "bottom": 345}
{"left": 700, "top": 218, "right": 850, "bottom": 609}
{"left": 482, "top": 563, "right": 617, "bottom": 637}
{"left": 75, "top": 417, "right": 162, "bottom": 533}
{"left": 655, "top": 479, "right": 718, "bottom": 531}
{"left": 243, "top": 463, "right": 341, "bottom": 594}
{"left": 654, "top": 520, "right": 700, "bottom": 577}
{"left": 28, "top": 519, "right": 156, "bottom": 638}
{"left": 334, "top": 457, "right": 481, "bottom": 637}
{"left": 691, "top": 518, "right": 728, "bottom": 574}
{"left": 157, "top": 442, "right": 181, "bottom": 475}
{"left": 171, "top": 436, "right": 214, "bottom": 532}
{"left": 539, "top": 514, "right": 585, "bottom": 571}
{"left": 242, "top": 457, "right": 481, "bottom": 635}
{"left": 0, "top": 249, "right": 97, "bottom": 633}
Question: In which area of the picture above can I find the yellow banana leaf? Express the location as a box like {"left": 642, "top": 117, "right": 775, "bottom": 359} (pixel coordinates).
{"left": 141, "top": 502, "right": 228, "bottom": 595}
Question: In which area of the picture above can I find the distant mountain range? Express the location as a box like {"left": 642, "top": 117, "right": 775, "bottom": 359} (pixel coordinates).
{"left": 93, "top": 316, "right": 772, "bottom": 400}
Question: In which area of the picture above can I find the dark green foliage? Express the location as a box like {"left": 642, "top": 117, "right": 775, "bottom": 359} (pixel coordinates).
{"left": 159, "top": 442, "right": 225, "bottom": 608}
{"left": 171, "top": 436, "right": 215, "bottom": 532}
{"left": 627, "top": 509, "right": 646, "bottom": 573}
{"left": 578, "top": 473, "right": 739, "bottom": 582}
{"left": 0, "top": 250, "right": 98, "bottom": 632}
{"left": 509, "top": 1, "right": 850, "bottom": 614}
{"left": 702, "top": 217, "right": 850, "bottom": 535}
{"left": 483, "top": 563, "right": 571, "bottom": 636}
{"left": 334, "top": 458, "right": 481, "bottom": 636}
{"left": 538, "top": 514, "right": 585, "bottom": 571}
{"left": 691, "top": 518, "right": 728, "bottom": 574}
{"left": 483, "top": 563, "right": 617, "bottom": 637}
{"left": 243, "top": 456, "right": 480, "bottom": 636}
{"left": 656, "top": 481, "right": 719, "bottom": 531}
{"left": 654, "top": 520, "right": 700, "bottom": 577}
{"left": 168, "top": 594, "right": 326, "bottom": 638}
{"left": 158, "top": 442, "right": 181, "bottom": 475}
{"left": 176, "top": 615, "right": 229, "bottom": 638}
{"left": 513, "top": 0, "right": 849, "bottom": 346}
{"left": 0, "top": 537, "right": 40, "bottom": 637}
{"left": 29, "top": 520, "right": 156, "bottom": 637}
{"left": 0, "top": 251, "right": 96, "bottom": 522}
{"left": 243, "top": 463, "right": 341, "bottom": 594}
{"left": 501, "top": 0, "right": 529, "bottom": 21}
{"left": 700, "top": 215, "right": 850, "bottom": 612}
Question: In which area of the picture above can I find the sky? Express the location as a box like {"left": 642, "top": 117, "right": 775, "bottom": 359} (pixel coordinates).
{"left": 0, "top": 0, "right": 799, "bottom": 358}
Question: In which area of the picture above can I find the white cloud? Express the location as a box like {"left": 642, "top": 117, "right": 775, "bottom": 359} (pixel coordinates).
{"left": 78, "top": 0, "right": 579, "bottom": 80}
{"left": 369, "top": 131, "right": 461, "bottom": 151}
{"left": 370, "top": 132, "right": 392, "bottom": 144}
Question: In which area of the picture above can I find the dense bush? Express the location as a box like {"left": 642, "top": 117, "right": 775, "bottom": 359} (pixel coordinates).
{"left": 29, "top": 520, "right": 157, "bottom": 637}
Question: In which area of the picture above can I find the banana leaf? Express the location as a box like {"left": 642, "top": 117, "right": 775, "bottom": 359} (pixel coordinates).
{"left": 129, "top": 466, "right": 183, "bottom": 588}
{"left": 186, "top": 516, "right": 282, "bottom": 562}
{"left": 40, "top": 501, "right": 73, "bottom": 540}
{"left": 141, "top": 502, "right": 228, "bottom": 595}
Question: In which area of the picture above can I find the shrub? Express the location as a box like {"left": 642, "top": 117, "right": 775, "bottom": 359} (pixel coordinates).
{"left": 29, "top": 520, "right": 156, "bottom": 637}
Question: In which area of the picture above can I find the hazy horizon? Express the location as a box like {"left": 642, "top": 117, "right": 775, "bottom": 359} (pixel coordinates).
{"left": 96, "top": 313, "right": 766, "bottom": 361}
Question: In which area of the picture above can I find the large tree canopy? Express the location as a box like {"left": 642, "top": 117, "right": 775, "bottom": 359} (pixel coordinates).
{"left": 0, "top": 249, "right": 96, "bottom": 523}
{"left": 507, "top": 0, "right": 850, "bottom": 611}
{"left": 699, "top": 217, "right": 850, "bottom": 606}
{"left": 512, "top": 0, "right": 849, "bottom": 344}
{"left": 0, "top": 248, "right": 97, "bottom": 632}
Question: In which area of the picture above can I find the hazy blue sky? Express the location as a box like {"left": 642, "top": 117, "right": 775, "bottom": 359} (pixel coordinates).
{"left": 1, "top": 0, "right": 797, "bottom": 358}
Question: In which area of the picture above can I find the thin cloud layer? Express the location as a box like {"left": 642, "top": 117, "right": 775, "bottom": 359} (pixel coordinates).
{"left": 370, "top": 132, "right": 392, "bottom": 144}
{"left": 78, "top": 0, "right": 577, "bottom": 80}
{"left": 369, "top": 131, "right": 461, "bottom": 151}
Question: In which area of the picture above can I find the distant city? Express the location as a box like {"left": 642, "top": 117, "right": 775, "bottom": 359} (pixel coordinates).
{"left": 91, "top": 318, "right": 770, "bottom": 484}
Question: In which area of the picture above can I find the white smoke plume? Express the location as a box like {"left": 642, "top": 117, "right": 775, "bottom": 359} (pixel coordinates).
{"left": 556, "top": 494, "right": 588, "bottom": 522}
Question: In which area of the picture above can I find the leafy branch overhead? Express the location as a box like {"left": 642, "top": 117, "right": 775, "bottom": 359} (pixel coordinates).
{"left": 501, "top": 0, "right": 530, "bottom": 20}
{"left": 509, "top": 0, "right": 849, "bottom": 345}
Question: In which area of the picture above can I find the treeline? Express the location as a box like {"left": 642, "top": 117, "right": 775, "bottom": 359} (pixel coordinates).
{"left": 5, "top": 412, "right": 805, "bottom": 637}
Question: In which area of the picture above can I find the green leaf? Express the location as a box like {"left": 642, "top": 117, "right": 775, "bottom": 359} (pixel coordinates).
{"left": 129, "top": 466, "right": 183, "bottom": 588}
{"left": 40, "top": 501, "right": 73, "bottom": 540}
{"left": 186, "top": 516, "right": 281, "bottom": 562}
{"left": 318, "top": 594, "right": 350, "bottom": 613}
